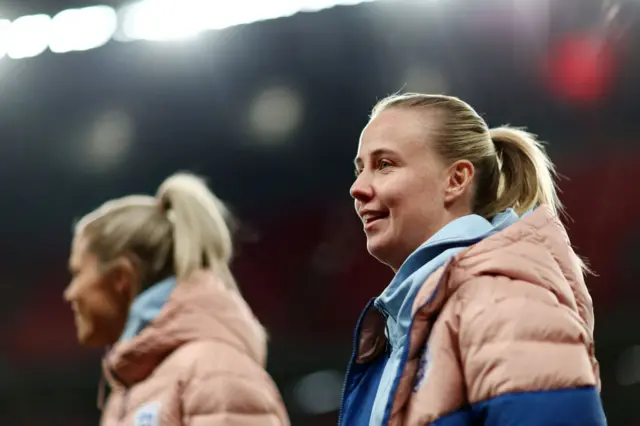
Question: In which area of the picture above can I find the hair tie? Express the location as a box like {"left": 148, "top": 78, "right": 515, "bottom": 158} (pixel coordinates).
{"left": 158, "top": 196, "right": 171, "bottom": 212}
{"left": 158, "top": 196, "right": 176, "bottom": 224}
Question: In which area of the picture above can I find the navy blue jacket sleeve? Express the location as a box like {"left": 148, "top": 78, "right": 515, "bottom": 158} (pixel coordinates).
{"left": 455, "top": 274, "right": 606, "bottom": 426}
{"left": 471, "top": 385, "right": 607, "bottom": 425}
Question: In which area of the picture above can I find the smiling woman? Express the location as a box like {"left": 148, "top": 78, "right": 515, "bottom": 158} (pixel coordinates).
{"left": 352, "top": 106, "right": 465, "bottom": 270}
{"left": 341, "top": 93, "right": 606, "bottom": 426}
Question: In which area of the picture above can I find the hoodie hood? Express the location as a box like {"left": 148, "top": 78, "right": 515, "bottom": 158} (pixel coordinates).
{"left": 376, "top": 209, "right": 521, "bottom": 350}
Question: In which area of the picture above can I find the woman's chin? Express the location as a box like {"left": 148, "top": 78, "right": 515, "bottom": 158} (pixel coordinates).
{"left": 367, "top": 237, "right": 408, "bottom": 271}
{"left": 76, "top": 324, "right": 106, "bottom": 347}
{"left": 367, "top": 238, "right": 392, "bottom": 264}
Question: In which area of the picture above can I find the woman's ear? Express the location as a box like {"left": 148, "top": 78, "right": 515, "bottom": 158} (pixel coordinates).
{"left": 444, "top": 159, "right": 475, "bottom": 204}
{"left": 106, "top": 256, "right": 139, "bottom": 303}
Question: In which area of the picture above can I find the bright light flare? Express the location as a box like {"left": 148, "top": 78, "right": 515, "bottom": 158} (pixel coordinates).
{"left": 119, "top": 0, "right": 379, "bottom": 40}
{"left": 0, "top": 20, "right": 12, "bottom": 59}
{"left": 0, "top": 0, "right": 382, "bottom": 59}
{"left": 7, "top": 14, "right": 51, "bottom": 59}
{"left": 120, "top": 0, "right": 209, "bottom": 42}
{"left": 49, "top": 6, "right": 118, "bottom": 53}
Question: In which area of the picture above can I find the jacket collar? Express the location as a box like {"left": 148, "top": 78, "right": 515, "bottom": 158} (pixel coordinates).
{"left": 104, "top": 271, "right": 267, "bottom": 387}
{"left": 376, "top": 210, "right": 520, "bottom": 348}
{"left": 120, "top": 276, "right": 177, "bottom": 342}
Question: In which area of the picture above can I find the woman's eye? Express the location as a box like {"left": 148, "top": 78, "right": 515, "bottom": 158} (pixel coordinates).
{"left": 379, "top": 160, "right": 391, "bottom": 169}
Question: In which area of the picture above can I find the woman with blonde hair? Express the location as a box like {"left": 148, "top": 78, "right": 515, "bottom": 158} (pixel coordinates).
{"left": 339, "top": 93, "right": 607, "bottom": 425}
{"left": 64, "top": 172, "right": 290, "bottom": 426}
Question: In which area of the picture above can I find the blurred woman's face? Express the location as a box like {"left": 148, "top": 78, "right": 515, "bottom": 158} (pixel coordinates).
{"left": 350, "top": 108, "right": 454, "bottom": 270}
{"left": 64, "top": 235, "right": 130, "bottom": 347}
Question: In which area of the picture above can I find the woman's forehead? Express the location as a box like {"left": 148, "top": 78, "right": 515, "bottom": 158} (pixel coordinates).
{"left": 70, "top": 233, "right": 90, "bottom": 260}
{"left": 358, "top": 109, "right": 435, "bottom": 157}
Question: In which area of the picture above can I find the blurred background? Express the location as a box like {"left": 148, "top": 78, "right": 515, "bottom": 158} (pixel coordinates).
{"left": 0, "top": 0, "right": 638, "bottom": 424}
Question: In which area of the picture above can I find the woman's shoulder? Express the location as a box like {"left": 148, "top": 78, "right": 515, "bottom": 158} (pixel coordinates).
{"left": 166, "top": 339, "right": 265, "bottom": 374}
{"left": 411, "top": 206, "right": 591, "bottom": 322}
{"left": 169, "top": 340, "right": 289, "bottom": 422}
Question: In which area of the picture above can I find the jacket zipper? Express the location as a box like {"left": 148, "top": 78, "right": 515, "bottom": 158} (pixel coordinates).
{"left": 379, "top": 260, "right": 455, "bottom": 425}
{"left": 337, "top": 298, "right": 377, "bottom": 426}
{"left": 374, "top": 299, "right": 392, "bottom": 352}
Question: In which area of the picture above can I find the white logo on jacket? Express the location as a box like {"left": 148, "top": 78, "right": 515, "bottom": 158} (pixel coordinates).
{"left": 413, "top": 346, "right": 432, "bottom": 392}
{"left": 134, "top": 401, "right": 160, "bottom": 426}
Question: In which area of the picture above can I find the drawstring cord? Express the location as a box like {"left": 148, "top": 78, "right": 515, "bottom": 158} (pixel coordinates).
{"left": 97, "top": 346, "right": 111, "bottom": 410}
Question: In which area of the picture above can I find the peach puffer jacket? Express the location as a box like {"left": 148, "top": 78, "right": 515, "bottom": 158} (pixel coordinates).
{"left": 99, "top": 270, "right": 290, "bottom": 426}
{"left": 339, "top": 206, "right": 606, "bottom": 426}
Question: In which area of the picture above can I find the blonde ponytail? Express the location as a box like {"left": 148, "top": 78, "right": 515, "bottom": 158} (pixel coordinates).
{"left": 75, "top": 172, "right": 239, "bottom": 293}
{"left": 481, "top": 127, "right": 562, "bottom": 218}
{"left": 157, "top": 173, "right": 237, "bottom": 290}
{"left": 370, "top": 93, "right": 591, "bottom": 275}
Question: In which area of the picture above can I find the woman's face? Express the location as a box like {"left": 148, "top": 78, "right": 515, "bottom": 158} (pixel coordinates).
{"left": 64, "top": 235, "right": 131, "bottom": 347}
{"left": 351, "top": 108, "right": 468, "bottom": 270}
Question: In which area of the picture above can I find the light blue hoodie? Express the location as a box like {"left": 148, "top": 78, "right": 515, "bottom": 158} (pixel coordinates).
{"left": 368, "top": 209, "right": 521, "bottom": 426}
{"left": 120, "top": 276, "right": 177, "bottom": 342}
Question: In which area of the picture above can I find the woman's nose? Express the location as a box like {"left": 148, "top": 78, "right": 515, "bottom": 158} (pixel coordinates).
{"left": 350, "top": 174, "right": 373, "bottom": 202}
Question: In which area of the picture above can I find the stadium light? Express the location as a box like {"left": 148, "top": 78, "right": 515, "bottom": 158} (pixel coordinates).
{"left": 249, "top": 86, "right": 304, "bottom": 144}
{"left": 7, "top": 14, "right": 51, "bottom": 59}
{"left": 79, "top": 109, "right": 135, "bottom": 174}
{"left": 0, "top": 0, "right": 380, "bottom": 59}
{"left": 120, "top": 0, "right": 209, "bottom": 42}
{"left": 292, "top": 370, "right": 343, "bottom": 415}
{"left": 119, "top": 0, "right": 379, "bottom": 39}
{"left": 0, "top": 20, "right": 11, "bottom": 59}
{"left": 49, "top": 6, "right": 118, "bottom": 53}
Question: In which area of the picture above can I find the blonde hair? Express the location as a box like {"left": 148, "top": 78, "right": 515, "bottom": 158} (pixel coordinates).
{"left": 75, "top": 172, "right": 237, "bottom": 292}
{"left": 371, "top": 93, "right": 591, "bottom": 274}
{"left": 371, "top": 93, "right": 561, "bottom": 218}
